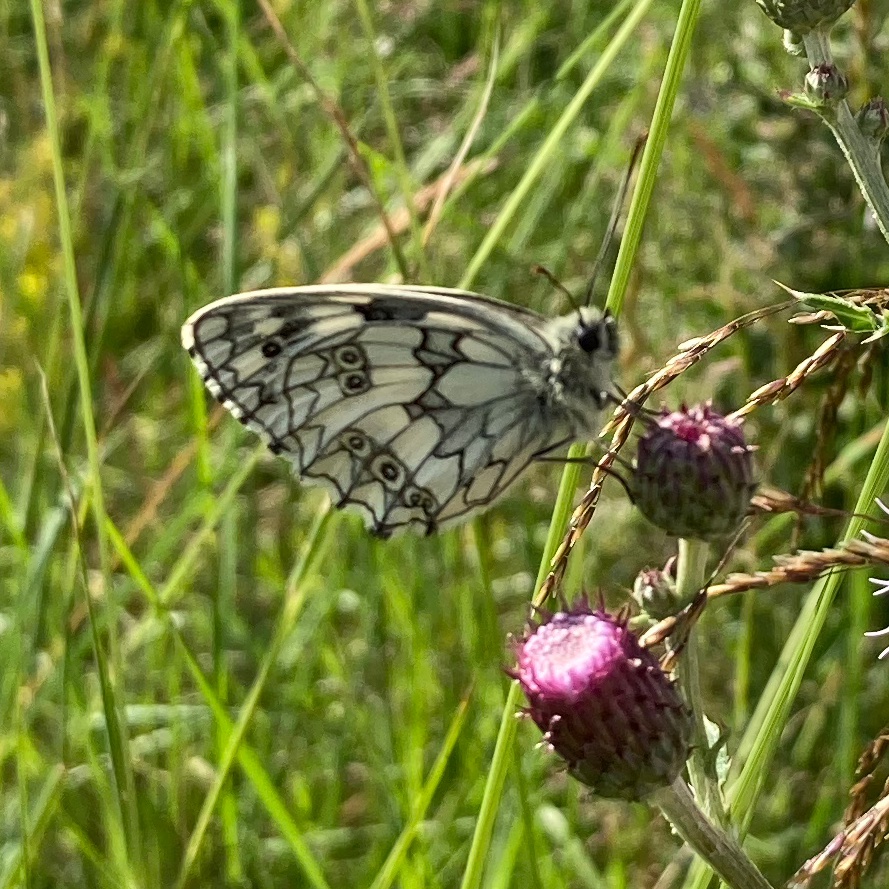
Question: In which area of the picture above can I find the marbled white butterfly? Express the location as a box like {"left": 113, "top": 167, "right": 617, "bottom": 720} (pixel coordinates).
{"left": 182, "top": 285, "right": 618, "bottom": 538}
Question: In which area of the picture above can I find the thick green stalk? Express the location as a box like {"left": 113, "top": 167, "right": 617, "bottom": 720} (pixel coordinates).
{"left": 654, "top": 779, "right": 774, "bottom": 889}
{"left": 675, "top": 538, "right": 725, "bottom": 825}
{"left": 801, "top": 28, "right": 889, "bottom": 245}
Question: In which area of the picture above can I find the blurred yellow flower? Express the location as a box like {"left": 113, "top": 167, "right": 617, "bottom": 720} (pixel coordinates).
{"left": 17, "top": 269, "right": 48, "bottom": 307}
{"left": 0, "top": 367, "right": 23, "bottom": 431}
{"left": 253, "top": 204, "right": 282, "bottom": 248}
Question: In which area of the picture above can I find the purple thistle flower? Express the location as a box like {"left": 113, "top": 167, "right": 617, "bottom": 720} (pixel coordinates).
{"left": 512, "top": 601, "right": 693, "bottom": 800}
{"left": 633, "top": 403, "right": 757, "bottom": 541}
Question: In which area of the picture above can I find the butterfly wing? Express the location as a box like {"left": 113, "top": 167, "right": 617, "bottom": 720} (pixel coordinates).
{"left": 182, "top": 285, "right": 572, "bottom": 537}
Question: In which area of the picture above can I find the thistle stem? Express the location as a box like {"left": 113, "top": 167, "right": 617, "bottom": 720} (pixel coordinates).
{"left": 675, "top": 538, "right": 725, "bottom": 824}
{"left": 801, "top": 28, "right": 889, "bottom": 245}
{"left": 653, "top": 779, "right": 775, "bottom": 889}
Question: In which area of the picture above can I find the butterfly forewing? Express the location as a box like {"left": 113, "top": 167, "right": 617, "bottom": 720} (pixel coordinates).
{"left": 182, "top": 284, "right": 613, "bottom": 537}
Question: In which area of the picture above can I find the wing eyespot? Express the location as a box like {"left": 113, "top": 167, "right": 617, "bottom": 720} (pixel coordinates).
{"left": 340, "top": 372, "right": 370, "bottom": 395}
{"left": 333, "top": 345, "right": 365, "bottom": 369}
{"left": 262, "top": 341, "right": 282, "bottom": 358}
{"left": 404, "top": 486, "right": 437, "bottom": 516}
{"left": 371, "top": 455, "right": 404, "bottom": 488}
{"left": 341, "top": 430, "right": 370, "bottom": 454}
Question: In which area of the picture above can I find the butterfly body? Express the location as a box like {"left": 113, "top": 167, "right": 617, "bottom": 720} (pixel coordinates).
{"left": 183, "top": 285, "right": 618, "bottom": 538}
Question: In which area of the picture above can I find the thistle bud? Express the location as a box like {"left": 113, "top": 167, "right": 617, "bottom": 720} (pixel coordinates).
{"left": 512, "top": 602, "right": 693, "bottom": 800}
{"left": 633, "top": 557, "right": 679, "bottom": 621}
{"left": 856, "top": 98, "right": 889, "bottom": 145}
{"left": 632, "top": 403, "right": 757, "bottom": 541}
{"left": 755, "top": 0, "right": 856, "bottom": 33}
{"left": 804, "top": 64, "right": 849, "bottom": 105}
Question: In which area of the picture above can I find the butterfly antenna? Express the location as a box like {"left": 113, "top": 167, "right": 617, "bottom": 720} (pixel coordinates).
{"left": 533, "top": 264, "right": 582, "bottom": 314}
{"left": 584, "top": 132, "right": 647, "bottom": 307}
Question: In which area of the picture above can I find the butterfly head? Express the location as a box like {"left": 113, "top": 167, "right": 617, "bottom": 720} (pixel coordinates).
{"left": 575, "top": 308, "right": 618, "bottom": 358}
{"left": 541, "top": 307, "right": 619, "bottom": 434}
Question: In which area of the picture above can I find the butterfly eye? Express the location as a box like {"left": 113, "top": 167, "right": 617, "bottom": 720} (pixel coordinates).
{"left": 576, "top": 324, "right": 602, "bottom": 353}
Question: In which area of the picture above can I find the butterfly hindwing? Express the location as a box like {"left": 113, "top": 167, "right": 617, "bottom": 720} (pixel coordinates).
{"left": 183, "top": 285, "right": 567, "bottom": 536}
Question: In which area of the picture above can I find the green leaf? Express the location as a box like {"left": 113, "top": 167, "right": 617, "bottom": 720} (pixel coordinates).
{"left": 777, "top": 282, "right": 888, "bottom": 334}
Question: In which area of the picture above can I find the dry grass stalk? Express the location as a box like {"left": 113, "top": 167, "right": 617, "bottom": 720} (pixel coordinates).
{"left": 788, "top": 726, "right": 889, "bottom": 889}
{"left": 847, "top": 727, "right": 889, "bottom": 823}
{"left": 635, "top": 535, "right": 889, "bottom": 652}
{"left": 729, "top": 331, "right": 848, "bottom": 420}
{"left": 256, "top": 0, "right": 409, "bottom": 275}
{"left": 701, "top": 535, "right": 889, "bottom": 600}
{"left": 802, "top": 344, "right": 860, "bottom": 504}
{"left": 534, "top": 291, "right": 876, "bottom": 605}
{"left": 750, "top": 486, "right": 882, "bottom": 522}
{"left": 321, "top": 158, "right": 498, "bottom": 282}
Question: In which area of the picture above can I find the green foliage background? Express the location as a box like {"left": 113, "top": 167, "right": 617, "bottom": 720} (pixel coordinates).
{"left": 2, "top": 0, "right": 889, "bottom": 887}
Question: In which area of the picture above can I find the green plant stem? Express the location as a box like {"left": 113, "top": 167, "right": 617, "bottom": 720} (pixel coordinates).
{"left": 460, "top": 3, "right": 705, "bottom": 886}
{"left": 354, "top": 0, "right": 430, "bottom": 281}
{"left": 459, "top": 0, "right": 655, "bottom": 291}
{"left": 216, "top": 2, "right": 242, "bottom": 882}
{"left": 802, "top": 28, "right": 889, "bottom": 245}
{"left": 605, "top": 0, "right": 704, "bottom": 315}
{"left": 458, "top": 445, "right": 589, "bottom": 889}
{"left": 174, "top": 507, "right": 334, "bottom": 889}
{"left": 29, "top": 0, "right": 142, "bottom": 870}
{"left": 675, "top": 538, "right": 724, "bottom": 824}
{"left": 653, "top": 779, "right": 774, "bottom": 889}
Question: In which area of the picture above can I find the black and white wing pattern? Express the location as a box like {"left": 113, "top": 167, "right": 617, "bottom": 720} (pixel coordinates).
{"left": 182, "top": 285, "right": 616, "bottom": 537}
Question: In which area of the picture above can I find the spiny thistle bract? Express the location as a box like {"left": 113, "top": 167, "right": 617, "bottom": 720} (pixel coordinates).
{"left": 632, "top": 403, "right": 757, "bottom": 541}
{"left": 512, "top": 602, "right": 693, "bottom": 800}
{"left": 755, "top": 0, "right": 856, "bottom": 33}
